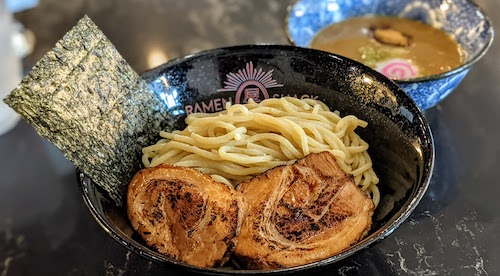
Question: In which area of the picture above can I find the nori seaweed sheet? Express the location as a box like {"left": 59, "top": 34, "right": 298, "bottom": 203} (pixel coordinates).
{"left": 3, "top": 16, "right": 174, "bottom": 206}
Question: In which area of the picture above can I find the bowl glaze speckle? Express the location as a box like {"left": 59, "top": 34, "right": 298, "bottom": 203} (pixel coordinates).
{"left": 79, "top": 45, "right": 434, "bottom": 274}
{"left": 287, "top": 0, "right": 494, "bottom": 110}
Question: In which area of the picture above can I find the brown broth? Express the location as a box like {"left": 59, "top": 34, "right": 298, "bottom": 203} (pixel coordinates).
{"left": 310, "top": 16, "right": 463, "bottom": 80}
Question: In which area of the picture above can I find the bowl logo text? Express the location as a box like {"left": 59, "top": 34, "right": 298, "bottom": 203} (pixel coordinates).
{"left": 184, "top": 62, "right": 319, "bottom": 115}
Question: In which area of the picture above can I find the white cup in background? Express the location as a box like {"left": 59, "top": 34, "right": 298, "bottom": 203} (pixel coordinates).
{"left": 0, "top": 0, "right": 22, "bottom": 136}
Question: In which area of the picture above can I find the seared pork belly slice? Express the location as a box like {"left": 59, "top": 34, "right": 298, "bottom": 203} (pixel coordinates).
{"left": 127, "top": 164, "right": 246, "bottom": 267}
{"left": 233, "top": 151, "right": 374, "bottom": 269}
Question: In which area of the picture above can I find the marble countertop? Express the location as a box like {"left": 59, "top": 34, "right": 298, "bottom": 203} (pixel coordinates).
{"left": 1, "top": 0, "right": 499, "bottom": 275}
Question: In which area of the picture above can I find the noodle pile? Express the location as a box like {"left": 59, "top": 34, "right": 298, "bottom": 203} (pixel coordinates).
{"left": 142, "top": 97, "right": 380, "bottom": 206}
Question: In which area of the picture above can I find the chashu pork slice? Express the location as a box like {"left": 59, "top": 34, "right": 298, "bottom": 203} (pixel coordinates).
{"left": 127, "top": 164, "right": 246, "bottom": 267}
{"left": 233, "top": 151, "right": 374, "bottom": 269}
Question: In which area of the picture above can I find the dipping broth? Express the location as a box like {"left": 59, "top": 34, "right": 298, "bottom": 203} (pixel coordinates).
{"left": 310, "top": 16, "right": 464, "bottom": 80}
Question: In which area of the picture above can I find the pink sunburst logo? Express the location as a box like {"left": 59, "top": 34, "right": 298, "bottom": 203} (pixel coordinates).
{"left": 217, "top": 62, "right": 283, "bottom": 104}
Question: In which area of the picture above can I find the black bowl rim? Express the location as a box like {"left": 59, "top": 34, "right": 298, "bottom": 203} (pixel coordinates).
{"left": 79, "top": 44, "right": 435, "bottom": 274}
{"left": 285, "top": 0, "right": 495, "bottom": 83}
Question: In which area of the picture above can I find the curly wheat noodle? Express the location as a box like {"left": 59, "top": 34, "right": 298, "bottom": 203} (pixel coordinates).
{"left": 142, "top": 97, "right": 380, "bottom": 207}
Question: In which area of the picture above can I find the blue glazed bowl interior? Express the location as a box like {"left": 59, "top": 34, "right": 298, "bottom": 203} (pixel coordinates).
{"left": 79, "top": 45, "right": 434, "bottom": 274}
{"left": 287, "top": 0, "right": 494, "bottom": 109}
{"left": 287, "top": 0, "right": 492, "bottom": 68}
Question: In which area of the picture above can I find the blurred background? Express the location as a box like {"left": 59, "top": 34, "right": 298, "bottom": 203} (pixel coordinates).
{"left": 14, "top": 0, "right": 295, "bottom": 72}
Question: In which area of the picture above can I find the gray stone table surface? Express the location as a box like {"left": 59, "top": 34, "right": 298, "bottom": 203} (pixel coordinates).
{"left": 1, "top": 0, "right": 499, "bottom": 275}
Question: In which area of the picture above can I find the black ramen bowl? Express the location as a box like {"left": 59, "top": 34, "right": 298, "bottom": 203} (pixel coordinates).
{"left": 78, "top": 44, "right": 434, "bottom": 274}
